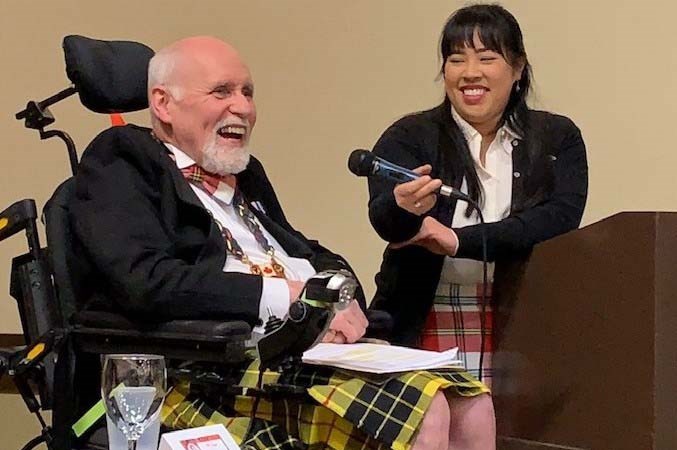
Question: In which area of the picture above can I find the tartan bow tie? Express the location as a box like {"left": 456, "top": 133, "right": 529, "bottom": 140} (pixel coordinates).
{"left": 181, "top": 164, "right": 234, "bottom": 203}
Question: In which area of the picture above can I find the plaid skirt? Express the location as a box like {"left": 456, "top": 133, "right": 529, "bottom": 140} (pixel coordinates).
{"left": 161, "top": 358, "right": 489, "bottom": 450}
{"left": 419, "top": 282, "right": 493, "bottom": 385}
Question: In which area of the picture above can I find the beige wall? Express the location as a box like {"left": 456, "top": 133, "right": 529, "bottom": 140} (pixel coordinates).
{"left": 1, "top": 0, "right": 675, "bottom": 445}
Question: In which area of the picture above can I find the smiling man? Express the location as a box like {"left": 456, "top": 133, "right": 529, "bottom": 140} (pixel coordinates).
{"left": 70, "top": 36, "right": 493, "bottom": 450}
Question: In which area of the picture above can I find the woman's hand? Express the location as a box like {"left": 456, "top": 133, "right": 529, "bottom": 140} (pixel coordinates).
{"left": 393, "top": 164, "right": 443, "bottom": 216}
{"left": 391, "top": 216, "right": 459, "bottom": 256}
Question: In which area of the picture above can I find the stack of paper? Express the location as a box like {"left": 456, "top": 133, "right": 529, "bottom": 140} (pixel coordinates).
{"left": 302, "top": 343, "right": 462, "bottom": 374}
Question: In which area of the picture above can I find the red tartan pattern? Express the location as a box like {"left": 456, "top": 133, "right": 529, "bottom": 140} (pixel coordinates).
{"left": 419, "top": 282, "right": 493, "bottom": 385}
{"left": 180, "top": 164, "right": 229, "bottom": 196}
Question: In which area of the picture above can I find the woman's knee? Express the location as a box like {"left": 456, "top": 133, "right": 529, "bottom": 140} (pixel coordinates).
{"left": 412, "top": 391, "right": 451, "bottom": 449}
{"left": 447, "top": 393, "right": 496, "bottom": 443}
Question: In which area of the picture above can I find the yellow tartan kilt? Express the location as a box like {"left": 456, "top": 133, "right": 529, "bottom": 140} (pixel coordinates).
{"left": 161, "top": 359, "right": 489, "bottom": 450}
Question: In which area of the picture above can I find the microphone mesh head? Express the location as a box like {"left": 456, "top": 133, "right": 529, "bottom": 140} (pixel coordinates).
{"left": 348, "top": 149, "right": 375, "bottom": 176}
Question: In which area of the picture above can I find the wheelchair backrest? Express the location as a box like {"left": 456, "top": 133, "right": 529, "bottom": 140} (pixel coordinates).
{"left": 43, "top": 178, "right": 86, "bottom": 325}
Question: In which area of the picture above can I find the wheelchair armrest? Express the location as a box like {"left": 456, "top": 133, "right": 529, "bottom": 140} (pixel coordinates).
{"left": 0, "top": 199, "right": 38, "bottom": 243}
{"left": 71, "top": 311, "right": 251, "bottom": 364}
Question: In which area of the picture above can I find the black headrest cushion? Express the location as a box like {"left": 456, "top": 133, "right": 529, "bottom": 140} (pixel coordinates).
{"left": 63, "top": 35, "right": 154, "bottom": 114}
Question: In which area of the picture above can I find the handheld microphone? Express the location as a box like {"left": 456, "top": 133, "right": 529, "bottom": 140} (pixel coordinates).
{"left": 348, "top": 149, "right": 472, "bottom": 203}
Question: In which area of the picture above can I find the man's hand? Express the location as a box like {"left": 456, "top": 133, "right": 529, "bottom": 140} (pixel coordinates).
{"left": 390, "top": 216, "right": 459, "bottom": 256}
{"left": 393, "top": 164, "right": 443, "bottom": 216}
{"left": 322, "top": 300, "right": 368, "bottom": 344}
{"left": 286, "top": 280, "right": 305, "bottom": 302}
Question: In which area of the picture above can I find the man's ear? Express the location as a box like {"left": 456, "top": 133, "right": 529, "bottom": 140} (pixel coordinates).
{"left": 149, "top": 85, "right": 172, "bottom": 124}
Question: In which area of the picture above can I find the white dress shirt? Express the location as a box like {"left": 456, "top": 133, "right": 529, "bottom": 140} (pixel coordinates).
{"left": 166, "top": 144, "right": 316, "bottom": 333}
{"left": 438, "top": 107, "right": 519, "bottom": 286}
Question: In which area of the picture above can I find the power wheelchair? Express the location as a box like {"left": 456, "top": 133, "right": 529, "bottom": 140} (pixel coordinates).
{"left": 0, "top": 35, "right": 391, "bottom": 450}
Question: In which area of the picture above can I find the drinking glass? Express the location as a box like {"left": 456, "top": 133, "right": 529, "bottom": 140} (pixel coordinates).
{"left": 101, "top": 354, "right": 166, "bottom": 450}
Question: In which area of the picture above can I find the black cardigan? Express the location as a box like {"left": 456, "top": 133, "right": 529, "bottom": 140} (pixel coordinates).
{"left": 367, "top": 102, "right": 588, "bottom": 345}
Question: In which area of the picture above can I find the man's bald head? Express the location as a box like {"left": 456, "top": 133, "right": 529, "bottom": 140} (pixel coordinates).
{"left": 148, "top": 36, "right": 243, "bottom": 100}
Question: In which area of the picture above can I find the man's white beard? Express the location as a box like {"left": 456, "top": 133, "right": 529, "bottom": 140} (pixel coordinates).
{"left": 200, "top": 139, "right": 251, "bottom": 175}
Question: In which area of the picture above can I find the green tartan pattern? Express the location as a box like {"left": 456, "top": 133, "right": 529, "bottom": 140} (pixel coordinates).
{"left": 161, "top": 359, "right": 488, "bottom": 450}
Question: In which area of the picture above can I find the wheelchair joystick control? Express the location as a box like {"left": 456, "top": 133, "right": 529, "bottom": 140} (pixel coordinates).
{"left": 263, "top": 311, "right": 284, "bottom": 335}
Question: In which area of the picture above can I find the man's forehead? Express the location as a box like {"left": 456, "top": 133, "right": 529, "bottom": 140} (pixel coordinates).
{"left": 205, "top": 65, "right": 254, "bottom": 89}
{"left": 176, "top": 51, "right": 253, "bottom": 89}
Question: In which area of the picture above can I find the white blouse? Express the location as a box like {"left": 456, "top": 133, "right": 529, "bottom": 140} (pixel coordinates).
{"left": 438, "top": 107, "right": 519, "bottom": 286}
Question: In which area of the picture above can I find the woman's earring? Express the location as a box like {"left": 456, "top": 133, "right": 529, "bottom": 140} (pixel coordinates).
{"left": 514, "top": 82, "right": 521, "bottom": 93}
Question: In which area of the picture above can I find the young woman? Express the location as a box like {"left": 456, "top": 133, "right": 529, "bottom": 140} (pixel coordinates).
{"left": 368, "top": 4, "right": 588, "bottom": 383}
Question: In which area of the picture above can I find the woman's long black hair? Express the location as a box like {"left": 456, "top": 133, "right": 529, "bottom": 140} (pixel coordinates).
{"left": 439, "top": 4, "right": 537, "bottom": 216}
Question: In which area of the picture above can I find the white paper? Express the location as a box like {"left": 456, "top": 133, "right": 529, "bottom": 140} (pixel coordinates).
{"left": 302, "top": 343, "right": 462, "bottom": 374}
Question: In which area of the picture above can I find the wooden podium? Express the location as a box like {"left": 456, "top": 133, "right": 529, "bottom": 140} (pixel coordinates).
{"left": 493, "top": 212, "right": 677, "bottom": 450}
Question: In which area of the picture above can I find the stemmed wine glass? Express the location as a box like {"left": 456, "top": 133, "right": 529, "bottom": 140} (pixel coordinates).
{"left": 101, "top": 354, "right": 167, "bottom": 450}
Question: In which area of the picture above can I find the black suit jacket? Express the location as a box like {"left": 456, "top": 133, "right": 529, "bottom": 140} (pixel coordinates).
{"left": 70, "top": 124, "right": 359, "bottom": 327}
{"left": 367, "top": 102, "right": 588, "bottom": 345}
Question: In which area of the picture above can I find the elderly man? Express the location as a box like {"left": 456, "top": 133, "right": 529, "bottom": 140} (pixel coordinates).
{"left": 70, "top": 36, "right": 494, "bottom": 450}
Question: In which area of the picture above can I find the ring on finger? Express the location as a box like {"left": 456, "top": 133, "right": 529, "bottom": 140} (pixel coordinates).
{"left": 414, "top": 201, "right": 422, "bottom": 208}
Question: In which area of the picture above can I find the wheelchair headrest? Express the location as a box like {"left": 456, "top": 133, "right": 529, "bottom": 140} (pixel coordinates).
{"left": 63, "top": 35, "right": 154, "bottom": 114}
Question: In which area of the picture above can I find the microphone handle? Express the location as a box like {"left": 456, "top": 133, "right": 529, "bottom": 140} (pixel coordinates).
{"left": 372, "top": 159, "right": 419, "bottom": 183}
{"left": 373, "top": 159, "right": 470, "bottom": 201}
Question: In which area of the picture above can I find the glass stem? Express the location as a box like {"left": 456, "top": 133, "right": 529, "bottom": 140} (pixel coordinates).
{"left": 128, "top": 439, "right": 137, "bottom": 450}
